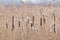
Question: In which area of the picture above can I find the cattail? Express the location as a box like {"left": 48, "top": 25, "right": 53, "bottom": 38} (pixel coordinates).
{"left": 53, "top": 13, "right": 56, "bottom": 33}
{"left": 30, "top": 21, "right": 33, "bottom": 27}
{"left": 6, "top": 22, "right": 8, "bottom": 29}
{"left": 53, "top": 24, "right": 56, "bottom": 34}
{"left": 31, "top": 23, "right": 33, "bottom": 27}
{"left": 30, "top": 16, "right": 35, "bottom": 27}
{"left": 18, "top": 21, "right": 20, "bottom": 27}
{"left": 11, "top": 16, "right": 14, "bottom": 31}
{"left": 40, "top": 12, "right": 43, "bottom": 26}
{"left": 40, "top": 18, "right": 42, "bottom": 26}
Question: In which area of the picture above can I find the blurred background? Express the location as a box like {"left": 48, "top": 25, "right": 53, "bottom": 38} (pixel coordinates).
{"left": 0, "top": 0, "right": 60, "bottom": 6}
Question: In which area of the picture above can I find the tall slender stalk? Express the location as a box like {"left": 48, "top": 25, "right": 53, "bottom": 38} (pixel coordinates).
{"left": 53, "top": 14, "right": 56, "bottom": 34}
{"left": 43, "top": 15, "right": 45, "bottom": 24}
{"left": 11, "top": 16, "right": 14, "bottom": 40}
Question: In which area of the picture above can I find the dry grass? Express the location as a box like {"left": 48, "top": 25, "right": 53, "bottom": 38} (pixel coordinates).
{"left": 0, "top": 5, "right": 60, "bottom": 40}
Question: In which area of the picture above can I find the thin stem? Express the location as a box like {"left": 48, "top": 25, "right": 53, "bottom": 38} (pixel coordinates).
{"left": 32, "top": 16, "right": 34, "bottom": 26}
{"left": 43, "top": 15, "right": 45, "bottom": 24}
{"left": 53, "top": 14, "right": 56, "bottom": 34}
{"left": 53, "top": 14, "right": 55, "bottom": 22}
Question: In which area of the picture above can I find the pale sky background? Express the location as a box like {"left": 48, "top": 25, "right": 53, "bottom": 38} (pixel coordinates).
{"left": 0, "top": 0, "right": 21, "bottom": 5}
{"left": 0, "top": 0, "right": 59, "bottom": 5}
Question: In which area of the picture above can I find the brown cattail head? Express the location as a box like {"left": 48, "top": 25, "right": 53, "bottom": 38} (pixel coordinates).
{"left": 6, "top": 22, "right": 8, "bottom": 29}
{"left": 53, "top": 24, "right": 56, "bottom": 34}
{"left": 11, "top": 16, "right": 14, "bottom": 31}
{"left": 18, "top": 21, "right": 20, "bottom": 27}
{"left": 29, "top": 16, "right": 35, "bottom": 27}
{"left": 31, "top": 23, "right": 33, "bottom": 27}
{"left": 30, "top": 21, "right": 33, "bottom": 27}
{"left": 40, "top": 18, "right": 42, "bottom": 26}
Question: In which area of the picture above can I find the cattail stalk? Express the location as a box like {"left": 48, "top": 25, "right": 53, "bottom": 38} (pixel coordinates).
{"left": 53, "top": 14, "right": 56, "bottom": 34}
{"left": 53, "top": 14, "right": 55, "bottom": 22}
{"left": 32, "top": 16, "right": 34, "bottom": 26}
{"left": 43, "top": 15, "right": 45, "bottom": 24}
